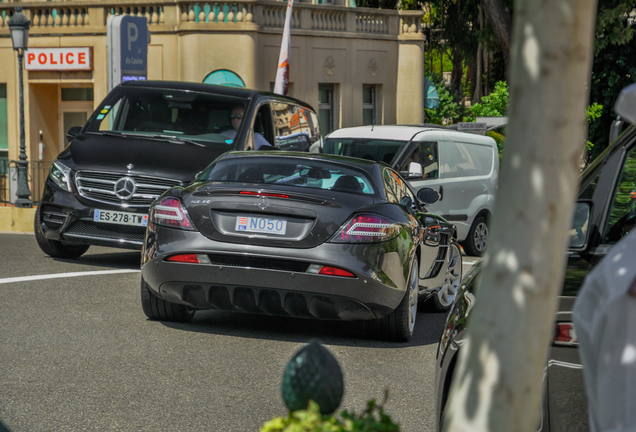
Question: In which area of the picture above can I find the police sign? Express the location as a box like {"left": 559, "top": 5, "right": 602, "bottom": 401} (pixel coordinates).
{"left": 25, "top": 47, "right": 92, "bottom": 71}
{"left": 107, "top": 16, "right": 150, "bottom": 90}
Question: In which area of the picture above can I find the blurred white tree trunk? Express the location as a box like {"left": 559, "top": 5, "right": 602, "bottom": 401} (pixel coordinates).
{"left": 443, "top": 1, "right": 598, "bottom": 431}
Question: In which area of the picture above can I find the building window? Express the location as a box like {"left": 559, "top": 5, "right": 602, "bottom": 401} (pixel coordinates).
{"left": 318, "top": 83, "right": 334, "bottom": 135}
{"left": 362, "top": 85, "right": 375, "bottom": 126}
{"left": 61, "top": 88, "right": 94, "bottom": 102}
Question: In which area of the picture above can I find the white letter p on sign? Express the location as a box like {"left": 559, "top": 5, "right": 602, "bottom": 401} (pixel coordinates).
{"left": 127, "top": 23, "right": 138, "bottom": 51}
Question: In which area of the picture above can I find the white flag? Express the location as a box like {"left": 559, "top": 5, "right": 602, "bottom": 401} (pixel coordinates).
{"left": 273, "top": 0, "right": 294, "bottom": 95}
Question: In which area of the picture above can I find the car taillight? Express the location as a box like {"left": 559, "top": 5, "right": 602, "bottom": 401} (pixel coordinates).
{"left": 553, "top": 323, "right": 578, "bottom": 346}
{"left": 239, "top": 191, "right": 290, "bottom": 199}
{"left": 306, "top": 264, "right": 356, "bottom": 278}
{"left": 152, "top": 197, "right": 193, "bottom": 230}
{"left": 166, "top": 254, "right": 211, "bottom": 264}
{"left": 329, "top": 214, "right": 400, "bottom": 243}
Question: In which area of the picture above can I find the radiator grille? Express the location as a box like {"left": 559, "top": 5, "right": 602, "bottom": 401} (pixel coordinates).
{"left": 75, "top": 171, "right": 181, "bottom": 208}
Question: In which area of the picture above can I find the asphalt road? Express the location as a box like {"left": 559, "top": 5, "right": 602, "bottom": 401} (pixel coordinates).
{"left": 0, "top": 232, "right": 479, "bottom": 432}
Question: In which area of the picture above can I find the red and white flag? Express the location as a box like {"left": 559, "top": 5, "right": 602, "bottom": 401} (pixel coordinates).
{"left": 273, "top": 0, "right": 294, "bottom": 95}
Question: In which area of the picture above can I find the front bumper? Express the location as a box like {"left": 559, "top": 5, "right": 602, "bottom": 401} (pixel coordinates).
{"left": 38, "top": 181, "right": 148, "bottom": 250}
{"left": 141, "top": 226, "right": 409, "bottom": 321}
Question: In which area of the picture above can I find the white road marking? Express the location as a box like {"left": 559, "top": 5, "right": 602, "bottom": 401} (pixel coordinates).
{"left": 0, "top": 269, "right": 140, "bottom": 285}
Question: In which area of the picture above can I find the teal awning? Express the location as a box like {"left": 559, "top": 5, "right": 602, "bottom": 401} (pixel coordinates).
{"left": 203, "top": 70, "right": 246, "bottom": 88}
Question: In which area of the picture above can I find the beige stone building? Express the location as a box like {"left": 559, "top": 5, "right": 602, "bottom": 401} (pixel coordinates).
{"left": 0, "top": 0, "right": 424, "bottom": 208}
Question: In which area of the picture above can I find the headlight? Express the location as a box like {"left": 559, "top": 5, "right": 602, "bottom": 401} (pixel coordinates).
{"left": 49, "top": 161, "right": 72, "bottom": 192}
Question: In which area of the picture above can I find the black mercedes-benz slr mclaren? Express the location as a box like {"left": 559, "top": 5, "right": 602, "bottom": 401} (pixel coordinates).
{"left": 141, "top": 151, "right": 462, "bottom": 342}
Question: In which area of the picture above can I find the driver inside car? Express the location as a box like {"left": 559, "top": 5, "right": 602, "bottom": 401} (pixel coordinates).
{"left": 221, "top": 105, "right": 274, "bottom": 150}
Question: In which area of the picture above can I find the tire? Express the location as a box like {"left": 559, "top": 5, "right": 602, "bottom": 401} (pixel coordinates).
{"left": 34, "top": 206, "right": 89, "bottom": 259}
{"left": 431, "top": 239, "right": 462, "bottom": 312}
{"left": 366, "top": 260, "right": 418, "bottom": 342}
{"left": 463, "top": 215, "right": 489, "bottom": 257}
{"left": 141, "top": 278, "right": 195, "bottom": 323}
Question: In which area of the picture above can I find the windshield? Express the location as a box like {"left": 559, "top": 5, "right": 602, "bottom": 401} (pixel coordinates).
{"left": 83, "top": 86, "right": 249, "bottom": 150}
{"left": 198, "top": 156, "right": 376, "bottom": 195}
{"left": 322, "top": 138, "right": 409, "bottom": 165}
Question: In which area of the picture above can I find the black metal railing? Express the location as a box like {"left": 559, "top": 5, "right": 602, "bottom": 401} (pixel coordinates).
{"left": 0, "top": 158, "right": 8, "bottom": 206}
{"left": 1, "top": 160, "right": 53, "bottom": 206}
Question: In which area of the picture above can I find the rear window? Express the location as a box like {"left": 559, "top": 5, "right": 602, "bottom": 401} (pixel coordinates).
{"left": 198, "top": 156, "right": 376, "bottom": 195}
{"left": 323, "top": 138, "right": 408, "bottom": 165}
{"left": 84, "top": 86, "right": 249, "bottom": 149}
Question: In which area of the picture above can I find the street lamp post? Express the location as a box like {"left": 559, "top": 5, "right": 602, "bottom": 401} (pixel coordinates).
{"left": 8, "top": 7, "right": 32, "bottom": 208}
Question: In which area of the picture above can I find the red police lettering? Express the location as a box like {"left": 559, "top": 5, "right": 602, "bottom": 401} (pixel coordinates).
{"left": 66, "top": 53, "right": 74, "bottom": 64}
{"left": 78, "top": 53, "right": 86, "bottom": 64}
{"left": 27, "top": 53, "right": 35, "bottom": 64}
{"left": 50, "top": 53, "right": 58, "bottom": 64}
{"left": 38, "top": 53, "right": 47, "bottom": 64}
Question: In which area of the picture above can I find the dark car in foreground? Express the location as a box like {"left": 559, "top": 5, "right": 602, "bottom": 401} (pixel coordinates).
{"left": 34, "top": 81, "right": 320, "bottom": 259}
{"left": 140, "top": 152, "right": 462, "bottom": 342}
{"left": 435, "top": 85, "right": 636, "bottom": 430}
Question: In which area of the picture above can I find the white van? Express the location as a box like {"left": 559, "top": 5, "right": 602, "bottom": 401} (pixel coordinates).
{"left": 322, "top": 125, "right": 499, "bottom": 256}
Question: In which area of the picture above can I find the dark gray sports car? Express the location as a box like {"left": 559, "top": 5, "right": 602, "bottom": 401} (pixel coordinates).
{"left": 140, "top": 151, "right": 462, "bottom": 342}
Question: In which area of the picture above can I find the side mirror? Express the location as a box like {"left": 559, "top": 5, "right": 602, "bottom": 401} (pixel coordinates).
{"left": 569, "top": 201, "right": 592, "bottom": 250}
{"left": 401, "top": 162, "right": 423, "bottom": 179}
{"left": 66, "top": 126, "right": 82, "bottom": 141}
{"left": 417, "top": 187, "right": 440, "bottom": 204}
{"left": 400, "top": 196, "right": 413, "bottom": 209}
{"left": 615, "top": 82, "right": 636, "bottom": 126}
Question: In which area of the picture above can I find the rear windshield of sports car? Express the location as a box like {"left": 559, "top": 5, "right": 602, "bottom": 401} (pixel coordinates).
{"left": 322, "top": 138, "right": 408, "bottom": 165}
{"left": 83, "top": 86, "right": 248, "bottom": 151}
{"left": 198, "top": 157, "right": 376, "bottom": 195}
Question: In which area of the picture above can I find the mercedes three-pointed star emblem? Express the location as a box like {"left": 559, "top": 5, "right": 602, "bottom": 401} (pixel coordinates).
{"left": 114, "top": 177, "right": 136, "bottom": 200}
{"left": 256, "top": 196, "right": 270, "bottom": 210}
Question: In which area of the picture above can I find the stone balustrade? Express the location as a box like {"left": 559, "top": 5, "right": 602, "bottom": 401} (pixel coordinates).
{"left": 180, "top": 2, "right": 255, "bottom": 24}
{"left": 355, "top": 11, "right": 387, "bottom": 34}
{"left": 0, "top": 1, "right": 422, "bottom": 39}
{"left": 311, "top": 9, "right": 346, "bottom": 32}
{"left": 261, "top": 4, "right": 298, "bottom": 28}
{"left": 108, "top": 6, "right": 166, "bottom": 25}
{"left": 399, "top": 12, "right": 422, "bottom": 35}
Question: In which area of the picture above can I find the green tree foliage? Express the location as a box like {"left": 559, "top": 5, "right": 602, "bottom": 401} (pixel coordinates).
{"left": 260, "top": 397, "right": 400, "bottom": 432}
{"left": 587, "top": 0, "right": 636, "bottom": 162}
{"left": 467, "top": 80, "right": 509, "bottom": 119}
{"left": 424, "top": 74, "right": 464, "bottom": 125}
{"left": 427, "top": 0, "right": 480, "bottom": 97}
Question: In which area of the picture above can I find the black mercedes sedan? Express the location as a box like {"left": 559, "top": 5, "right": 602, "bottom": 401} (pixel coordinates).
{"left": 140, "top": 151, "right": 462, "bottom": 342}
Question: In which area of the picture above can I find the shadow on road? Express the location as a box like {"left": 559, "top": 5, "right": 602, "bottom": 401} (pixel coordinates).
{"left": 159, "top": 307, "right": 449, "bottom": 349}
{"left": 52, "top": 249, "right": 141, "bottom": 270}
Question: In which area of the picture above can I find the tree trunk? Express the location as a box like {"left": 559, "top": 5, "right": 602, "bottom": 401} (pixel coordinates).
{"left": 442, "top": 0, "right": 598, "bottom": 430}
{"left": 482, "top": 0, "right": 512, "bottom": 74}
{"left": 451, "top": 47, "right": 464, "bottom": 99}
{"left": 472, "top": 4, "right": 484, "bottom": 105}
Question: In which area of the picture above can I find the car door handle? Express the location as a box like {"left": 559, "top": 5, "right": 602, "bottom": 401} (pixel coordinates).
{"left": 439, "top": 185, "right": 443, "bottom": 201}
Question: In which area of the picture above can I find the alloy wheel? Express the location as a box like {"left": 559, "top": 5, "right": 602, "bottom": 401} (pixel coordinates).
{"left": 407, "top": 261, "right": 419, "bottom": 333}
{"left": 436, "top": 242, "right": 462, "bottom": 308}
{"left": 473, "top": 222, "right": 489, "bottom": 253}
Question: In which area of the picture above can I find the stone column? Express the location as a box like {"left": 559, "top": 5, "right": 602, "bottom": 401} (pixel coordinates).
{"left": 396, "top": 39, "right": 424, "bottom": 124}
